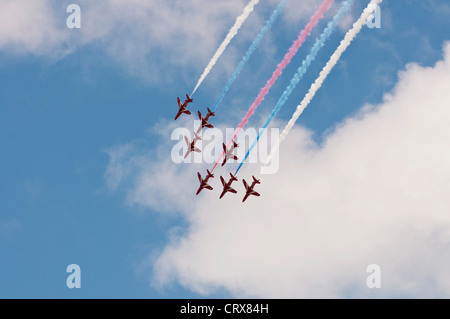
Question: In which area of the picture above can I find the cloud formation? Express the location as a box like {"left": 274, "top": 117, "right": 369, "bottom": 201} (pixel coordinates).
{"left": 107, "top": 42, "right": 450, "bottom": 298}
{"left": 0, "top": 0, "right": 340, "bottom": 86}
{"left": 0, "top": 0, "right": 67, "bottom": 56}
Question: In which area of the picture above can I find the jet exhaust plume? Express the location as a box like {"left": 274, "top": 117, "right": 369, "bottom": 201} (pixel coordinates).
{"left": 191, "top": 0, "right": 260, "bottom": 96}
{"left": 212, "top": 0, "right": 335, "bottom": 172}
{"left": 265, "top": 0, "right": 384, "bottom": 166}
{"left": 235, "top": 0, "right": 355, "bottom": 174}
{"left": 212, "top": 0, "right": 288, "bottom": 112}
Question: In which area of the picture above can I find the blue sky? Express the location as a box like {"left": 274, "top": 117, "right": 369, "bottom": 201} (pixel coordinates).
{"left": 1, "top": 0, "right": 450, "bottom": 298}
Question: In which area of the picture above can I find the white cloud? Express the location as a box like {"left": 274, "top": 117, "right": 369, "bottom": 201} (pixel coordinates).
{"left": 107, "top": 42, "right": 450, "bottom": 297}
{"left": 0, "top": 0, "right": 334, "bottom": 85}
{"left": 0, "top": 0, "right": 261, "bottom": 80}
{"left": 0, "top": 0, "right": 68, "bottom": 56}
{"left": 79, "top": 0, "right": 263, "bottom": 84}
{"left": 0, "top": 1, "right": 264, "bottom": 82}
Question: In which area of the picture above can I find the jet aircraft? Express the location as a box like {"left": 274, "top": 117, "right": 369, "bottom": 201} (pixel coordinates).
{"left": 196, "top": 169, "right": 214, "bottom": 195}
{"left": 196, "top": 108, "right": 215, "bottom": 133}
{"left": 222, "top": 141, "right": 239, "bottom": 166}
{"left": 242, "top": 176, "right": 261, "bottom": 202}
{"left": 174, "top": 94, "right": 194, "bottom": 120}
{"left": 184, "top": 132, "right": 202, "bottom": 159}
{"left": 219, "top": 173, "right": 238, "bottom": 199}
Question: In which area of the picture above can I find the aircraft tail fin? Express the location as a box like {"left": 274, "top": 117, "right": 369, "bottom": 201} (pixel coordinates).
{"left": 252, "top": 176, "right": 260, "bottom": 184}
{"left": 207, "top": 108, "right": 215, "bottom": 117}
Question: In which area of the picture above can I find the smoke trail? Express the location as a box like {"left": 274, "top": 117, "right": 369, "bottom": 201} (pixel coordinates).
{"left": 265, "top": 0, "right": 383, "bottom": 165}
{"left": 191, "top": 0, "right": 260, "bottom": 96}
{"left": 212, "top": 0, "right": 334, "bottom": 172}
{"left": 235, "top": 0, "right": 355, "bottom": 175}
{"left": 212, "top": 0, "right": 288, "bottom": 112}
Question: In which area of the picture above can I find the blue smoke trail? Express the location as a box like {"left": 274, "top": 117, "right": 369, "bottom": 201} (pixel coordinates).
{"left": 212, "top": 0, "right": 287, "bottom": 112}
{"left": 235, "top": 0, "right": 355, "bottom": 175}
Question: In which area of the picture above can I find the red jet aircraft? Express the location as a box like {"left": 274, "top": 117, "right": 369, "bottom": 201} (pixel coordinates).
{"left": 222, "top": 141, "right": 239, "bottom": 166}
{"left": 196, "top": 108, "right": 215, "bottom": 133}
{"left": 242, "top": 176, "right": 261, "bottom": 202}
{"left": 174, "top": 94, "right": 194, "bottom": 120}
{"left": 196, "top": 169, "right": 214, "bottom": 195}
{"left": 184, "top": 132, "right": 201, "bottom": 159}
{"left": 219, "top": 173, "right": 238, "bottom": 199}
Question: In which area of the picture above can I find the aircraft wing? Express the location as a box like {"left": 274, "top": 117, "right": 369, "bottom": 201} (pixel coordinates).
{"left": 197, "top": 172, "right": 202, "bottom": 182}
{"left": 220, "top": 176, "right": 225, "bottom": 186}
{"left": 229, "top": 188, "right": 237, "bottom": 194}
{"left": 243, "top": 180, "right": 249, "bottom": 191}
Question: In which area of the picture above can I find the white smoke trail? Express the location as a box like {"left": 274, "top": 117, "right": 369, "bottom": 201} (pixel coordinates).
{"left": 265, "top": 0, "right": 383, "bottom": 165}
{"left": 191, "top": 0, "right": 260, "bottom": 96}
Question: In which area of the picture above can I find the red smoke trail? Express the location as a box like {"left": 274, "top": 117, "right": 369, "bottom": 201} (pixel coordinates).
{"left": 212, "top": 0, "right": 334, "bottom": 172}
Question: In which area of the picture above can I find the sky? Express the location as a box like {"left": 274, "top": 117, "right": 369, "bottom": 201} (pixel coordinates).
{"left": 1, "top": 0, "right": 450, "bottom": 298}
